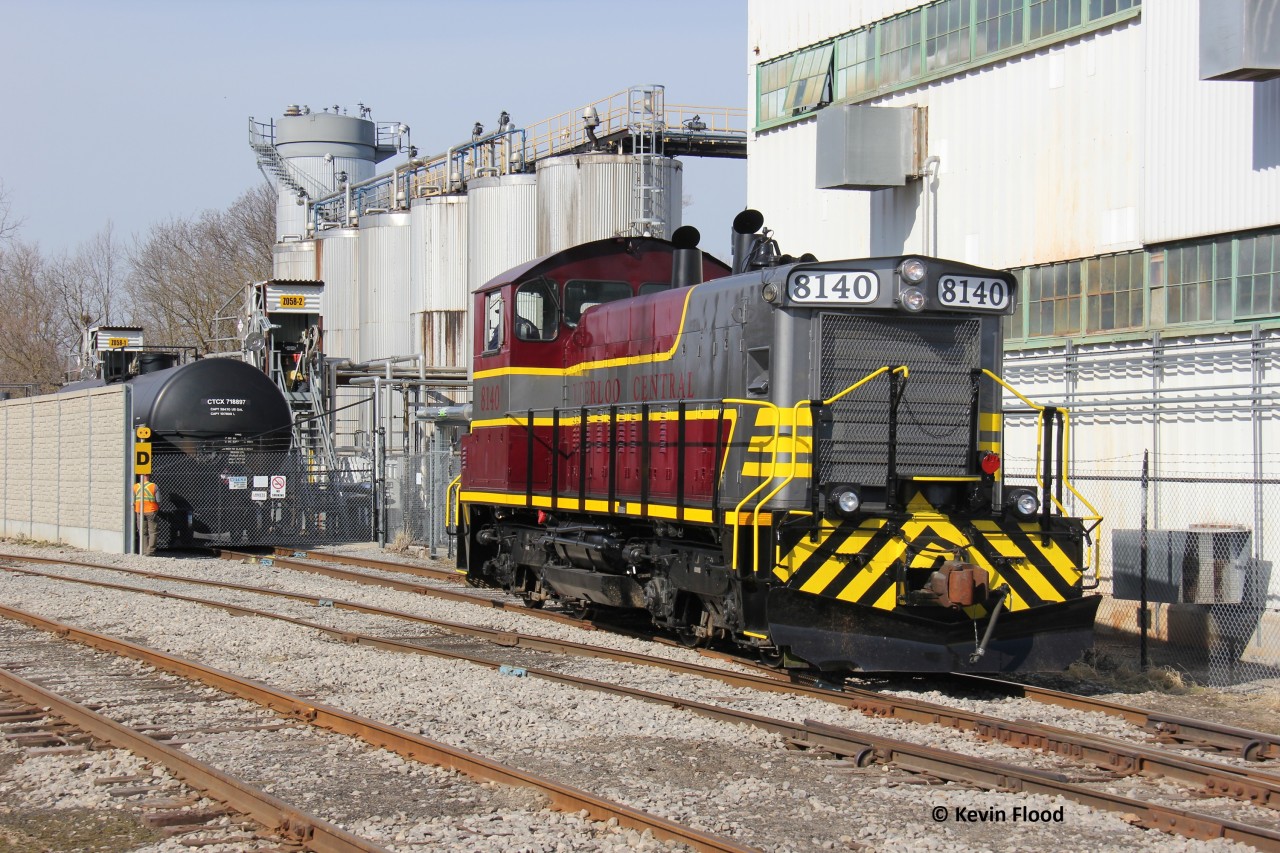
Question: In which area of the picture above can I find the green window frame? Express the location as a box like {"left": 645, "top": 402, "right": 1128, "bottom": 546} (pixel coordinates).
{"left": 834, "top": 28, "right": 877, "bottom": 101}
{"left": 974, "top": 0, "right": 1024, "bottom": 58}
{"left": 755, "top": 0, "right": 1141, "bottom": 131}
{"left": 757, "top": 42, "right": 834, "bottom": 124}
{"left": 1156, "top": 237, "right": 1233, "bottom": 326}
{"left": 1236, "top": 230, "right": 1280, "bottom": 318}
{"left": 1085, "top": 251, "right": 1144, "bottom": 333}
{"left": 926, "top": 0, "right": 972, "bottom": 74}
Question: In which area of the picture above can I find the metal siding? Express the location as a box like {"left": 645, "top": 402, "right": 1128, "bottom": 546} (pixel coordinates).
{"left": 410, "top": 195, "right": 470, "bottom": 363}
{"left": 358, "top": 212, "right": 411, "bottom": 361}
{"left": 1143, "top": 0, "right": 1280, "bottom": 243}
{"left": 317, "top": 229, "right": 359, "bottom": 361}
{"left": 467, "top": 174, "right": 537, "bottom": 293}
{"left": 535, "top": 154, "right": 683, "bottom": 256}
{"left": 748, "top": 9, "right": 1148, "bottom": 269}
{"left": 272, "top": 241, "right": 317, "bottom": 280}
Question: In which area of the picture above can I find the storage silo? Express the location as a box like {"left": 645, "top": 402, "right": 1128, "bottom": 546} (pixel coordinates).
{"left": 272, "top": 240, "right": 317, "bottom": 280}
{"left": 358, "top": 212, "right": 411, "bottom": 361}
{"left": 467, "top": 174, "right": 537, "bottom": 294}
{"left": 251, "top": 105, "right": 402, "bottom": 243}
{"left": 535, "top": 153, "right": 682, "bottom": 256}
{"left": 410, "top": 194, "right": 469, "bottom": 368}
{"left": 315, "top": 228, "right": 359, "bottom": 361}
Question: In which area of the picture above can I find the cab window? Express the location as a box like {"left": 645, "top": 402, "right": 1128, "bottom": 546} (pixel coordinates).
{"left": 514, "top": 278, "right": 560, "bottom": 342}
{"left": 639, "top": 281, "right": 671, "bottom": 296}
{"left": 564, "top": 279, "right": 632, "bottom": 326}
{"left": 482, "top": 291, "right": 504, "bottom": 353}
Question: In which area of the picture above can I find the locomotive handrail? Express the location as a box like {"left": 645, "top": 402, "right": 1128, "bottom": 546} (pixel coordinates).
{"left": 980, "top": 369, "right": 1103, "bottom": 584}
{"left": 445, "top": 474, "right": 462, "bottom": 536}
{"left": 749, "top": 365, "right": 905, "bottom": 573}
{"left": 723, "top": 398, "right": 781, "bottom": 575}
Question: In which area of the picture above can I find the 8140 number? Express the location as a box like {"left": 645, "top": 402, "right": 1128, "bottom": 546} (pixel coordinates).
{"left": 787, "top": 271, "right": 879, "bottom": 305}
{"left": 937, "top": 276, "right": 1010, "bottom": 311}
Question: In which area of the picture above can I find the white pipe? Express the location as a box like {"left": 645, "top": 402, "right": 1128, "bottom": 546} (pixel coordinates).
{"left": 922, "top": 155, "right": 940, "bottom": 256}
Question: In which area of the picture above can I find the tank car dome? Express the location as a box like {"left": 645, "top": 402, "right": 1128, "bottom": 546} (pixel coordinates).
{"left": 131, "top": 358, "right": 292, "bottom": 448}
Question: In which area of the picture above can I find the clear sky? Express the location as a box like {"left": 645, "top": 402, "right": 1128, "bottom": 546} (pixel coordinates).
{"left": 1, "top": 0, "right": 748, "bottom": 259}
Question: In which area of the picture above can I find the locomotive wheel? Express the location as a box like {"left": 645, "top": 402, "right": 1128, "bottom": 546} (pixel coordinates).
{"left": 520, "top": 596, "right": 545, "bottom": 610}
{"left": 759, "top": 647, "right": 786, "bottom": 668}
{"left": 565, "top": 601, "right": 593, "bottom": 620}
{"left": 675, "top": 627, "right": 703, "bottom": 648}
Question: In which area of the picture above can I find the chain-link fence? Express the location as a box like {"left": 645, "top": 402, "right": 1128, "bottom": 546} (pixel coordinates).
{"left": 147, "top": 448, "right": 374, "bottom": 549}
{"left": 386, "top": 441, "right": 460, "bottom": 559}
{"left": 1006, "top": 453, "right": 1278, "bottom": 686}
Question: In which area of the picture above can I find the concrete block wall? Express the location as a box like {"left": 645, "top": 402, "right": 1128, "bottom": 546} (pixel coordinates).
{"left": 0, "top": 386, "right": 131, "bottom": 552}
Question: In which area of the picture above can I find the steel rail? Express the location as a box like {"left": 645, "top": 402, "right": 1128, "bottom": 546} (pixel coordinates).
{"left": 270, "top": 549, "right": 1280, "bottom": 763}
{"left": 0, "top": 602, "right": 756, "bottom": 853}
{"left": 5, "top": 559, "right": 1280, "bottom": 816}
{"left": 0, "top": 666, "right": 388, "bottom": 853}
{"left": 946, "top": 673, "right": 1280, "bottom": 761}
{"left": 4, "top": 581, "right": 1280, "bottom": 849}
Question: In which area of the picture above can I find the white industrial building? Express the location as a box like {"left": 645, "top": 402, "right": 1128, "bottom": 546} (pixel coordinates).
{"left": 746, "top": 0, "right": 1280, "bottom": 669}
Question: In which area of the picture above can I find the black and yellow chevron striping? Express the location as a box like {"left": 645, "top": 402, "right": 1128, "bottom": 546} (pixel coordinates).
{"left": 773, "top": 493, "right": 1084, "bottom": 613}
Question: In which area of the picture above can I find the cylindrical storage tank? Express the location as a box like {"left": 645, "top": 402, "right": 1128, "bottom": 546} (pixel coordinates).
{"left": 410, "top": 194, "right": 469, "bottom": 368}
{"left": 316, "top": 229, "right": 360, "bottom": 361}
{"left": 467, "top": 174, "right": 537, "bottom": 293}
{"left": 272, "top": 240, "right": 317, "bottom": 280}
{"left": 273, "top": 112, "right": 381, "bottom": 241}
{"left": 358, "top": 212, "right": 411, "bottom": 362}
{"left": 535, "top": 154, "right": 682, "bottom": 256}
{"left": 129, "top": 359, "right": 293, "bottom": 452}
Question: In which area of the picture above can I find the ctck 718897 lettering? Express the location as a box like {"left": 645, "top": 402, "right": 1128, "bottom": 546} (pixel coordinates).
{"left": 452, "top": 211, "right": 1102, "bottom": 672}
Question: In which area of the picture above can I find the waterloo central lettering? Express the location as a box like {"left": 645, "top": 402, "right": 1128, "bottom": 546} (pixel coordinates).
{"left": 631, "top": 371, "right": 695, "bottom": 402}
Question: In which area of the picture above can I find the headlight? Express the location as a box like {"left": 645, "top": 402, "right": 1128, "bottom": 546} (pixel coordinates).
{"left": 828, "top": 485, "right": 862, "bottom": 519}
{"left": 900, "top": 286, "right": 926, "bottom": 312}
{"left": 761, "top": 282, "right": 779, "bottom": 303}
{"left": 900, "top": 258, "right": 927, "bottom": 283}
{"left": 1007, "top": 488, "right": 1040, "bottom": 519}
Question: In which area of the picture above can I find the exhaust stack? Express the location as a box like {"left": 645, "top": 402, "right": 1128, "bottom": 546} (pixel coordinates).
{"left": 670, "top": 225, "right": 703, "bottom": 288}
{"left": 731, "top": 209, "right": 765, "bottom": 274}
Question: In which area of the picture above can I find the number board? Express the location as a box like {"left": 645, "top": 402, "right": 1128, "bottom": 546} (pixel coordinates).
{"left": 108, "top": 337, "right": 130, "bottom": 349}
{"left": 936, "top": 275, "right": 1011, "bottom": 311}
{"left": 278, "top": 294, "right": 307, "bottom": 309}
{"left": 787, "top": 270, "right": 880, "bottom": 305}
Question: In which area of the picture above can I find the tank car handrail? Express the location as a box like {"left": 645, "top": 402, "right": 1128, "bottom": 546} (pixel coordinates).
{"left": 980, "top": 369, "right": 1103, "bottom": 585}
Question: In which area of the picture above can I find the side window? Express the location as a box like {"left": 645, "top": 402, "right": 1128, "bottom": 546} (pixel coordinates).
{"left": 639, "top": 281, "right": 671, "bottom": 296}
{"left": 563, "top": 279, "right": 633, "bottom": 326}
{"left": 482, "top": 291, "right": 504, "bottom": 353}
{"left": 514, "top": 278, "right": 560, "bottom": 342}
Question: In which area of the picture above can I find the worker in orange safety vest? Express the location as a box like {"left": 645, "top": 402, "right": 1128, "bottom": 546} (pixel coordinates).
{"left": 133, "top": 476, "right": 160, "bottom": 555}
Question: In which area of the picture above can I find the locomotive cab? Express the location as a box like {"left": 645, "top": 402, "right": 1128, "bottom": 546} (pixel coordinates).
{"left": 456, "top": 214, "right": 1101, "bottom": 673}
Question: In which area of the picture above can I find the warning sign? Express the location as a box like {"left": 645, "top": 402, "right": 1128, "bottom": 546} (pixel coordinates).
{"left": 269, "top": 475, "right": 287, "bottom": 498}
{"left": 134, "top": 442, "right": 152, "bottom": 475}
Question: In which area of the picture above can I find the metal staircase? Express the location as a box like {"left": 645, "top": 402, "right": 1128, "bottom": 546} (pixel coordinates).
{"left": 248, "top": 118, "right": 328, "bottom": 200}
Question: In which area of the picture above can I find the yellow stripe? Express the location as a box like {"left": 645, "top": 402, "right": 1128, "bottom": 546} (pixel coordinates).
{"left": 471, "top": 408, "right": 727, "bottom": 430}
{"left": 458, "top": 490, "right": 717, "bottom": 523}
{"left": 744, "top": 462, "right": 811, "bottom": 477}
{"left": 474, "top": 288, "right": 696, "bottom": 380}
{"left": 743, "top": 630, "right": 768, "bottom": 639}
{"left": 979, "top": 413, "right": 1002, "bottom": 432}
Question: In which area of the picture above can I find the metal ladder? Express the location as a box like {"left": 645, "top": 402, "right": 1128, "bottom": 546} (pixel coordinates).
{"left": 627, "top": 85, "right": 667, "bottom": 238}
{"left": 248, "top": 117, "right": 327, "bottom": 200}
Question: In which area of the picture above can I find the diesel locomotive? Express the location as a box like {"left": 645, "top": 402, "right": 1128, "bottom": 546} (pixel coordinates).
{"left": 454, "top": 211, "right": 1102, "bottom": 672}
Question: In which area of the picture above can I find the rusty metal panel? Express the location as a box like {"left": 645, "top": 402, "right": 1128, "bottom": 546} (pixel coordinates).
{"left": 316, "top": 229, "right": 359, "bottom": 361}
{"left": 358, "top": 212, "right": 411, "bottom": 362}
{"left": 467, "top": 174, "right": 537, "bottom": 293}
{"left": 410, "top": 195, "right": 469, "bottom": 313}
{"left": 420, "top": 310, "right": 468, "bottom": 369}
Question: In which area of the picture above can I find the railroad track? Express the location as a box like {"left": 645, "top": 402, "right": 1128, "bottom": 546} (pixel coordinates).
{"left": 233, "top": 546, "right": 1280, "bottom": 764}
{"left": 3, "top": 550, "right": 1280, "bottom": 849}
{"left": 0, "top": 595, "right": 756, "bottom": 853}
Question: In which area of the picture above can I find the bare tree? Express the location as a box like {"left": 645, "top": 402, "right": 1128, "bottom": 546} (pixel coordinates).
{"left": 46, "top": 221, "right": 125, "bottom": 356}
{"left": 126, "top": 184, "right": 275, "bottom": 353}
{"left": 0, "top": 241, "right": 64, "bottom": 389}
{"left": 0, "top": 180, "right": 22, "bottom": 243}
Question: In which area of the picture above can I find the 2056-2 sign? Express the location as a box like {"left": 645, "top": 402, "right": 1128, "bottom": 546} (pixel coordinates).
{"left": 937, "top": 275, "right": 1011, "bottom": 311}
{"left": 787, "top": 270, "right": 880, "bottom": 305}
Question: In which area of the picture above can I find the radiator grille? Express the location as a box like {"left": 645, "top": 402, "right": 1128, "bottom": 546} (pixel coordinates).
{"left": 818, "top": 314, "right": 981, "bottom": 485}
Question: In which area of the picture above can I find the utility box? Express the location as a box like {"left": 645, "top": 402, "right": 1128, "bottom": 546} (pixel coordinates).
{"left": 816, "top": 104, "right": 925, "bottom": 190}
{"left": 1200, "top": 0, "right": 1280, "bottom": 82}
{"left": 1112, "top": 526, "right": 1250, "bottom": 604}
